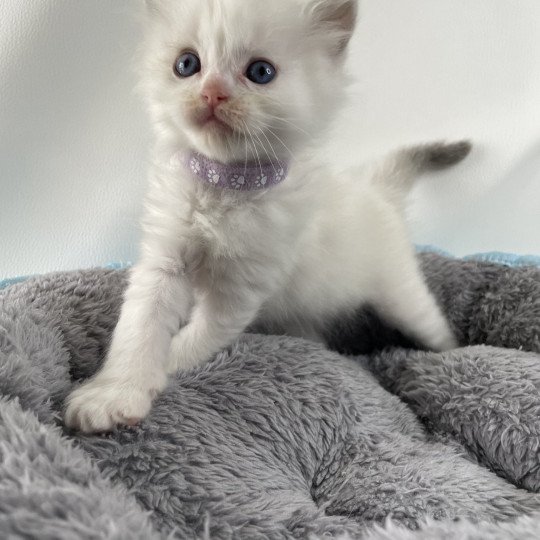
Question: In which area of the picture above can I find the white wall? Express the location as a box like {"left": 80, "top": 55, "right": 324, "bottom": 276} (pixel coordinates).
{"left": 1, "top": 0, "right": 540, "bottom": 279}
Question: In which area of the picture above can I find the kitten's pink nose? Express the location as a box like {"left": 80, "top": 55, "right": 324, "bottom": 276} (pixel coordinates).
{"left": 201, "top": 81, "right": 229, "bottom": 109}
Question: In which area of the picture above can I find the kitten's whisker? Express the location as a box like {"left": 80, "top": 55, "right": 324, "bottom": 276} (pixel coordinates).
{"left": 251, "top": 131, "right": 264, "bottom": 179}
{"left": 265, "top": 127, "right": 295, "bottom": 159}
{"left": 260, "top": 97, "right": 316, "bottom": 131}
{"left": 253, "top": 128, "right": 278, "bottom": 176}
{"left": 258, "top": 128, "right": 281, "bottom": 174}
{"left": 244, "top": 121, "right": 263, "bottom": 178}
{"left": 256, "top": 114, "right": 314, "bottom": 141}
{"left": 240, "top": 121, "right": 249, "bottom": 178}
{"left": 244, "top": 136, "right": 248, "bottom": 178}
{"left": 265, "top": 116, "right": 312, "bottom": 139}
{"left": 241, "top": 120, "right": 254, "bottom": 163}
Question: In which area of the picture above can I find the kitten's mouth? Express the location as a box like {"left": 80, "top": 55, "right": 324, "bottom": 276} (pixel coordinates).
{"left": 198, "top": 112, "right": 234, "bottom": 133}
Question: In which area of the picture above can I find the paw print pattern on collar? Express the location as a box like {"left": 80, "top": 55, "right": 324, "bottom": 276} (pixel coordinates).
{"left": 179, "top": 151, "right": 290, "bottom": 191}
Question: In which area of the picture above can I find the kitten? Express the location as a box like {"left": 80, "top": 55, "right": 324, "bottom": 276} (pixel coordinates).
{"left": 65, "top": 0, "right": 470, "bottom": 432}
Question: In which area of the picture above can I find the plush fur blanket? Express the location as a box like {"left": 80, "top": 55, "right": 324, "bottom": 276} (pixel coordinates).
{"left": 0, "top": 253, "right": 539, "bottom": 539}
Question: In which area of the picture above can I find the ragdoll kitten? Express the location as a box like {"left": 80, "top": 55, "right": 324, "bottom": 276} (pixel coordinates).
{"left": 65, "top": 0, "right": 470, "bottom": 432}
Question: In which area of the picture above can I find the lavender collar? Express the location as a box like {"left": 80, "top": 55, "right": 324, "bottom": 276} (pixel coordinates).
{"left": 183, "top": 152, "right": 289, "bottom": 191}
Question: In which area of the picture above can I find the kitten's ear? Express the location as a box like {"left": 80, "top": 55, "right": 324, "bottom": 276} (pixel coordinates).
{"left": 307, "top": 0, "right": 358, "bottom": 54}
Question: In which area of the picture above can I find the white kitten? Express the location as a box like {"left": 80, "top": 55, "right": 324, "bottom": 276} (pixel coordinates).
{"left": 65, "top": 0, "right": 470, "bottom": 433}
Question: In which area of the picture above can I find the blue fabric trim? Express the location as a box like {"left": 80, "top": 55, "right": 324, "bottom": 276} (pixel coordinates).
{"left": 103, "top": 262, "right": 133, "bottom": 271}
{"left": 416, "top": 245, "right": 540, "bottom": 268}
{"left": 0, "top": 262, "right": 133, "bottom": 291}
{"left": 463, "top": 252, "right": 540, "bottom": 267}
{"left": 0, "top": 276, "right": 31, "bottom": 290}
{"left": 415, "top": 245, "right": 454, "bottom": 258}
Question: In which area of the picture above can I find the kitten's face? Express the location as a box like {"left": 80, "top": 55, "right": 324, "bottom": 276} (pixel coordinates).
{"left": 141, "top": 0, "right": 357, "bottom": 163}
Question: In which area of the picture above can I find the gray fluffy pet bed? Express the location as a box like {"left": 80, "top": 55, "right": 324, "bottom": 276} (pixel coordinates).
{"left": 0, "top": 253, "right": 539, "bottom": 539}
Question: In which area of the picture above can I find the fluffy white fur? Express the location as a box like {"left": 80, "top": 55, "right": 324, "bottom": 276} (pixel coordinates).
{"left": 65, "top": 0, "right": 467, "bottom": 432}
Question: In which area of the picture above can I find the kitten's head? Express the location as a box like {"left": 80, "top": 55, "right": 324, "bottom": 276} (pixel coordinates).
{"left": 140, "top": 0, "right": 357, "bottom": 163}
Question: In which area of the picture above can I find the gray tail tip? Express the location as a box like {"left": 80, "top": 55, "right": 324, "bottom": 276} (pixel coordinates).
{"left": 422, "top": 140, "right": 473, "bottom": 170}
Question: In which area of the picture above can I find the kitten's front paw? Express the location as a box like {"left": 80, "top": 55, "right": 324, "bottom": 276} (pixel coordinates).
{"left": 64, "top": 375, "right": 165, "bottom": 433}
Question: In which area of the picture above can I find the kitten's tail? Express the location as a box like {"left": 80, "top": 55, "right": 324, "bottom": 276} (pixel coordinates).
{"left": 377, "top": 140, "right": 472, "bottom": 201}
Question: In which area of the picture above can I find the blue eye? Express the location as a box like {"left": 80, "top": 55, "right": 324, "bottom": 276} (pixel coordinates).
{"left": 246, "top": 60, "right": 276, "bottom": 85}
{"left": 174, "top": 52, "right": 201, "bottom": 78}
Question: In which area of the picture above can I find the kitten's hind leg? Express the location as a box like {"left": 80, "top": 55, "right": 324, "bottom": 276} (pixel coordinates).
{"left": 370, "top": 251, "right": 457, "bottom": 352}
